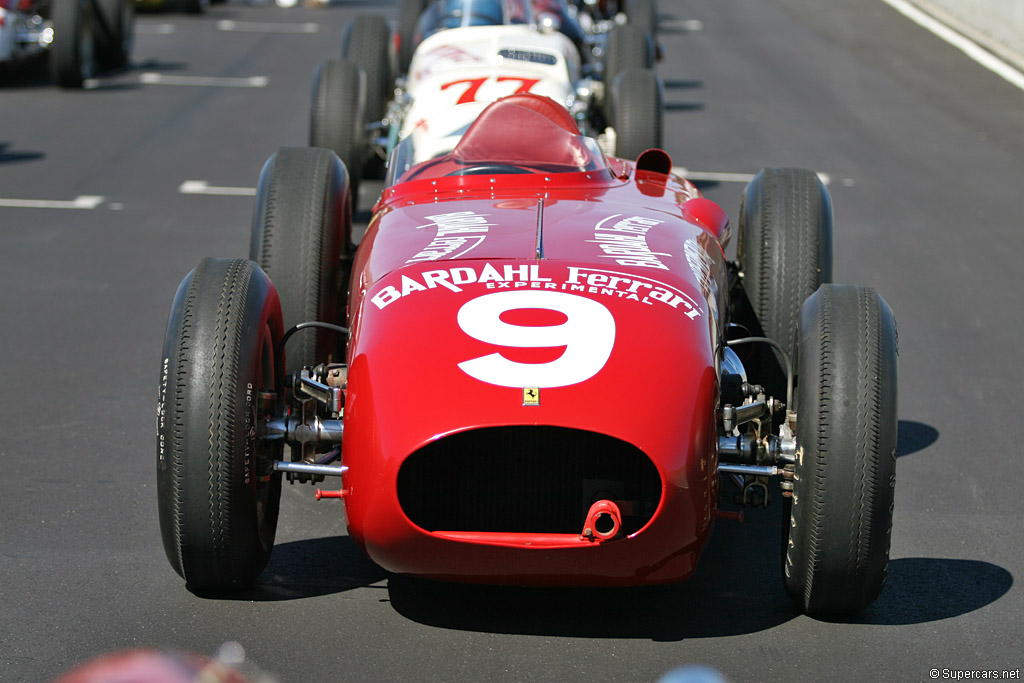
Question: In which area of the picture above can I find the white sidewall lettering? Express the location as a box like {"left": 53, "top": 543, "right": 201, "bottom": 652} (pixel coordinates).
{"left": 457, "top": 291, "right": 616, "bottom": 388}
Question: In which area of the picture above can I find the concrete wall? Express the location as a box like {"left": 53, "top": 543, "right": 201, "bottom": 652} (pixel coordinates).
{"left": 914, "top": 0, "right": 1024, "bottom": 65}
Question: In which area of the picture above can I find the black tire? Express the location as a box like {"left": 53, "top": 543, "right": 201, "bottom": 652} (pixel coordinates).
{"left": 157, "top": 258, "right": 284, "bottom": 593}
{"left": 612, "top": 68, "right": 663, "bottom": 159}
{"left": 250, "top": 147, "right": 352, "bottom": 376}
{"left": 784, "top": 284, "right": 898, "bottom": 616}
{"left": 50, "top": 0, "right": 95, "bottom": 88}
{"left": 623, "top": 0, "right": 657, "bottom": 37}
{"left": 95, "top": 0, "right": 134, "bottom": 69}
{"left": 310, "top": 59, "right": 366, "bottom": 206}
{"left": 602, "top": 23, "right": 655, "bottom": 124}
{"left": 398, "top": 0, "right": 427, "bottom": 76}
{"left": 175, "top": 0, "right": 209, "bottom": 14}
{"left": 342, "top": 14, "right": 393, "bottom": 126}
{"left": 737, "top": 168, "right": 833, "bottom": 400}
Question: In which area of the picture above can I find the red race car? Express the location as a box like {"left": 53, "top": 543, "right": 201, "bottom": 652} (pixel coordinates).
{"left": 157, "top": 94, "right": 898, "bottom": 616}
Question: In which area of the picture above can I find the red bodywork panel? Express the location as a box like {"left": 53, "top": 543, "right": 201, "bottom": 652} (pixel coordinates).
{"left": 339, "top": 102, "right": 731, "bottom": 586}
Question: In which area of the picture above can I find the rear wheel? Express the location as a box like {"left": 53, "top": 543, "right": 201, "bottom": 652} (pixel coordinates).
{"left": 175, "top": 0, "right": 209, "bottom": 14}
{"left": 157, "top": 258, "right": 284, "bottom": 593}
{"left": 250, "top": 147, "right": 352, "bottom": 376}
{"left": 602, "top": 23, "right": 654, "bottom": 124}
{"left": 784, "top": 284, "right": 898, "bottom": 616}
{"left": 398, "top": 0, "right": 427, "bottom": 76}
{"left": 623, "top": 0, "right": 657, "bottom": 37}
{"left": 342, "top": 14, "right": 393, "bottom": 126}
{"left": 95, "top": 0, "right": 134, "bottom": 69}
{"left": 50, "top": 0, "right": 96, "bottom": 89}
{"left": 310, "top": 59, "right": 366, "bottom": 206}
{"left": 737, "top": 168, "right": 833, "bottom": 400}
{"left": 612, "top": 68, "right": 663, "bottom": 159}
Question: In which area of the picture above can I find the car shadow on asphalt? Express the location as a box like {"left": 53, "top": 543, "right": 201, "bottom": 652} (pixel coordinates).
{"left": 661, "top": 78, "right": 705, "bottom": 114}
{"left": 0, "top": 142, "right": 44, "bottom": 164}
{"left": 385, "top": 496, "right": 798, "bottom": 641}
{"left": 820, "top": 558, "right": 1013, "bottom": 626}
{"left": 209, "top": 536, "right": 389, "bottom": 601}
{"left": 897, "top": 419, "right": 939, "bottom": 457}
{"left": 210, "top": 421, "right": 1002, "bottom": 634}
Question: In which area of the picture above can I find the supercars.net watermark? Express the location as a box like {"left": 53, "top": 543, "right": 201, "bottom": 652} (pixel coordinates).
{"left": 930, "top": 669, "right": 1020, "bottom": 680}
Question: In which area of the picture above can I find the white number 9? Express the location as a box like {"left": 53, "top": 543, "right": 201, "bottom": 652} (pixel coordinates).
{"left": 457, "top": 291, "right": 616, "bottom": 388}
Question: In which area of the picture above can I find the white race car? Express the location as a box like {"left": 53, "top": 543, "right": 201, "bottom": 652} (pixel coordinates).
{"left": 309, "top": 0, "right": 660, "bottom": 202}
{"left": 0, "top": 0, "right": 132, "bottom": 87}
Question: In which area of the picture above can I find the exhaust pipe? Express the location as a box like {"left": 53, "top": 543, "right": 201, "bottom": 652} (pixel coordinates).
{"left": 581, "top": 500, "right": 623, "bottom": 542}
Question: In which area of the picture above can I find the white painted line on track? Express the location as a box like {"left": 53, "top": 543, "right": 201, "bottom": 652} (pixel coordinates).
{"left": 673, "top": 168, "right": 755, "bottom": 184}
{"left": 135, "top": 23, "right": 176, "bottom": 35}
{"left": 660, "top": 19, "right": 703, "bottom": 32}
{"left": 179, "top": 180, "right": 256, "bottom": 197}
{"left": 216, "top": 19, "right": 319, "bottom": 33}
{"left": 0, "top": 195, "right": 104, "bottom": 209}
{"left": 140, "top": 73, "right": 269, "bottom": 88}
{"left": 672, "top": 167, "right": 832, "bottom": 185}
{"left": 880, "top": 0, "right": 1024, "bottom": 92}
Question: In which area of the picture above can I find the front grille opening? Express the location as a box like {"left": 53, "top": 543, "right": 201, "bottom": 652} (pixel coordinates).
{"left": 397, "top": 426, "right": 662, "bottom": 535}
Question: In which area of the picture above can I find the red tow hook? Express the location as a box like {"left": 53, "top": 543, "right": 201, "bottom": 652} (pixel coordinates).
{"left": 580, "top": 500, "right": 623, "bottom": 542}
{"left": 714, "top": 509, "right": 744, "bottom": 522}
{"left": 315, "top": 488, "right": 348, "bottom": 501}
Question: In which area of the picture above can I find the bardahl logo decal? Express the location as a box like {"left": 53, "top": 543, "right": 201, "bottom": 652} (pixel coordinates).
{"left": 406, "top": 211, "right": 494, "bottom": 263}
{"left": 415, "top": 44, "right": 482, "bottom": 80}
{"left": 370, "top": 263, "right": 703, "bottom": 320}
{"left": 589, "top": 214, "right": 669, "bottom": 270}
{"left": 684, "top": 237, "right": 715, "bottom": 296}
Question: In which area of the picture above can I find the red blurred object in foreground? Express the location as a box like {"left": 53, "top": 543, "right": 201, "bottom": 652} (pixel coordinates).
{"left": 54, "top": 649, "right": 253, "bottom": 683}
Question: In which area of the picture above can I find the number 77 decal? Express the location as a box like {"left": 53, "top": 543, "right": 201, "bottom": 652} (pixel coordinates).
{"left": 440, "top": 76, "right": 542, "bottom": 105}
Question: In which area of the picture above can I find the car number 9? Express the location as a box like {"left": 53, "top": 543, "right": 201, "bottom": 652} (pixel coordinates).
{"left": 457, "top": 291, "right": 615, "bottom": 388}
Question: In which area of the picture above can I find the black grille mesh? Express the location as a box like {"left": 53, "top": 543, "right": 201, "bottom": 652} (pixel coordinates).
{"left": 397, "top": 426, "right": 661, "bottom": 534}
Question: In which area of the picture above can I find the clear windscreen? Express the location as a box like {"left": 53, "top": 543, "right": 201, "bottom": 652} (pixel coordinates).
{"left": 385, "top": 101, "right": 609, "bottom": 186}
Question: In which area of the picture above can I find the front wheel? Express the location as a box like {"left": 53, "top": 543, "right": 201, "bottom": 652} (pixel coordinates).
{"left": 784, "top": 284, "right": 898, "bottom": 616}
{"left": 50, "top": 0, "right": 96, "bottom": 88}
{"left": 157, "top": 258, "right": 284, "bottom": 593}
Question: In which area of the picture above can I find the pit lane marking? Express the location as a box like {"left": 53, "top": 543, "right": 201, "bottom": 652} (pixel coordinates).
{"left": 179, "top": 180, "right": 256, "bottom": 197}
{"left": 659, "top": 19, "right": 704, "bottom": 32}
{"left": 140, "top": 73, "right": 268, "bottom": 88}
{"left": 673, "top": 167, "right": 832, "bottom": 185}
{"left": 880, "top": 0, "right": 1024, "bottom": 92}
{"left": 216, "top": 20, "right": 319, "bottom": 33}
{"left": 0, "top": 195, "right": 104, "bottom": 210}
{"left": 135, "top": 23, "right": 176, "bottom": 35}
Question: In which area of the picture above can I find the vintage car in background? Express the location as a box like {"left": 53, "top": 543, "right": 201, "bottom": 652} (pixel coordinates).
{"left": 311, "top": 0, "right": 661, "bottom": 203}
{"left": 156, "top": 94, "right": 898, "bottom": 616}
{"left": 0, "top": 0, "right": 132, "bottom": 87}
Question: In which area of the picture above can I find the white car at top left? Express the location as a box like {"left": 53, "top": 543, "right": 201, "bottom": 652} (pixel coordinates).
{"left": 0, "top": 0, "right": 133, "bottom": 88}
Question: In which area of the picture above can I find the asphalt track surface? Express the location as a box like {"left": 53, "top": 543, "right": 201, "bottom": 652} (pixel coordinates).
{"left": 1, "top": 1, "right": 1022, "bottom": 681}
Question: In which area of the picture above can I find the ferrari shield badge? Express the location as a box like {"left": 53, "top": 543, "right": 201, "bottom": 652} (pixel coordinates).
{"left": 523, "top": 387, "right": 540, "bottom": 406}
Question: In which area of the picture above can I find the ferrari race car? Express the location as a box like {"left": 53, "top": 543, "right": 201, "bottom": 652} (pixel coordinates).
{"left": 0, "top": 0, "right": 132, "bottom": 87}
{"left": 310, "top": 0, "right": 661, "bottom": 202}
{"left": 157, "top": 94, "right": 898, "bottom": 616}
